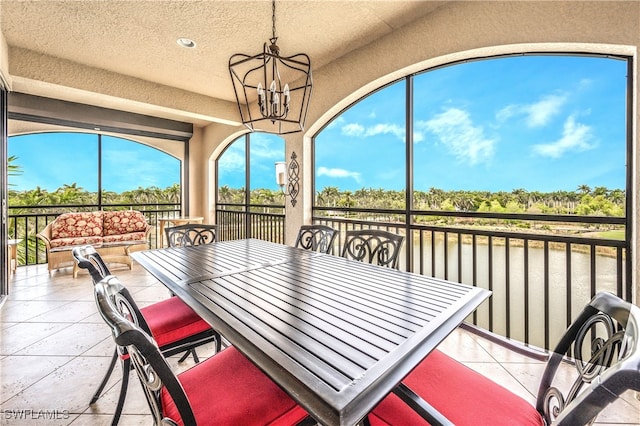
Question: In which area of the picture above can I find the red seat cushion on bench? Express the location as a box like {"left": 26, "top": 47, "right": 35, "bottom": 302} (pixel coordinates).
{"left": 141, "top": 296, "right": 212, "bottom": 347}
{"left": 102, "top": 232, "right": 148, "bottom": 244}
{"left": 161, "top": 346, "right": 308, "bottom": 426}
{"left": 50, "top": 236, "right": 103, "bottom": 249}
{"left": 369, "top": 349, "right": 544, "bottom": 426}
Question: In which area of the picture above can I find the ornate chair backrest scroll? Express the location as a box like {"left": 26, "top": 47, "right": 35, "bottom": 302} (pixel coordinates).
{"left": 341, "top": 229, "right": 405, "bottom": 269}
{"left": 536, "top": 292, "right": 640, "bottom": 425}
{"left": 165, "top": 224, "right": 217, "bottom": 248}
{"left": 294, "top": 225, "right": 338, "bottom": 254}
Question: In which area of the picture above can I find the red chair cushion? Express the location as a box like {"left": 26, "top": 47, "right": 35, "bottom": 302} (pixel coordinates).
{"left": 161, "top": 346, "right": 308, "bottom": 426}
{"left": 140, "top": 297, "right": 211, "bottom": 347}
{"left": 370, "top": 349, "right": 544, "bottom": 426}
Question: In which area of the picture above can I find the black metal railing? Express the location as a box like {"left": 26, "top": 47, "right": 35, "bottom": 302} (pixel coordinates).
{"left": 8, "top": 203, "right": 182, "bottom": 266}
{"left": 313, "top": 206, "right": 629, "bottom": 352}
{"left": 10, "top": 201, "right": 629, "bottom": 352}
{"left": 216, "top": 203, "right": 285, "bottom": 243}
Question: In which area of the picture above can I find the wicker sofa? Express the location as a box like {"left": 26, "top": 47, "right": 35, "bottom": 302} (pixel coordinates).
{"left": 37, "top": 210, "right": 151, "bottom": 278}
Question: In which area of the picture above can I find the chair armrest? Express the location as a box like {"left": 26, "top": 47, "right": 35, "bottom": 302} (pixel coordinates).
{"left": 36, "top": 222, "right": 54, "bottom": 250}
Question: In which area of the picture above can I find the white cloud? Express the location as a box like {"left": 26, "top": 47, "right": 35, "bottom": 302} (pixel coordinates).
{"left": 532, "top": 115, "right": 595, "bottom": 158}
{"left": 365, "top": 123, "right": 405, "bottom": 140}
{"left": 342, "top": 123, "right": 365, "bottom": 136}
{"left": 340, "top": 122, "right": 405, "bottom": 141}
{"left": 497, "top": 93, "right": 567, "bottom": 127}
{"left": 418, "top": 108, "right": 495, "bottom": 165}
{"left": 217, "top": 145, "right": 245, "bottom": 171}
{"left": 317, "top": 166, "right": 362, "bottom": 183}
{"left": 248, "top": 134, "right": 282, "bottom": 159}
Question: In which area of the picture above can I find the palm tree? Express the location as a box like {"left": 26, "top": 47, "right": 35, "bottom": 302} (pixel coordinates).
{"left": 8, "top": 155, "right": 22, "bottom": 185}
{"left": 577, "top": 184, "right": 592, "bottom": 196}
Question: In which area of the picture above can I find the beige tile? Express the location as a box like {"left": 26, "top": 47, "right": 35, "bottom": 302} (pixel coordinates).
{"left": 6, "top": 286, "right": 52, "bottom": 301}
{"left": 591, "top": 390, "right": 640, "bottom": 424}
{"left": 32, "top": 284, "right": 93, "bottom": 302}
{"left": 127, "top": 286, "right": 173, "bottom": 305}
{"left": 81, "top": 337, "right": 114, "bottom": 357}
{"left": 15, "top": 323, "right": 110, "bottom": 356}
{"left": 460, "top": 361, "right": 537, "bottom": 405}
{"left": 25, "top": 301, "right": 97, "bottom": 323}
{"left": 87, "top": 369, "right": 150, "bottom": 416}
{"left": 2, "top": 356, "right": 115, "bottom": 415}
{"left": 0, "top": 301, "right": 69, "bottom": 322}
{"left": 438, "top": 327, "right": 495, "bottom": 362}
{"left": 0, "top": 322, "right": 71, "bottom": 355}
{"left": 69, "top": 413, "right": 150, "bottom": 425}
{"left": 77, "top": 311, "right": 105, "bottom": 324}
{"left": 499, "top": 361, "right": 547, "bottom": 397}
{"left": 1, "top": 355, "right": 74, "bottom": 404}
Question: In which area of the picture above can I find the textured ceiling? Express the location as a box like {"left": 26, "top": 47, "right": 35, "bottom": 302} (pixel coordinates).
{"left": 1, "top": 0, "right": 445, "bottom": 125}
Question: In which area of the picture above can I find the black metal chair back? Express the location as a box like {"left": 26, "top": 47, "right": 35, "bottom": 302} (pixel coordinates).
{"left": 93, "top": 278, "right": 197, "bottom": 425}
{"left": 72, "top": 245, "right": 111, "bottom": 284}
{"left": 73, "top": 244, "right": 221, "bottom": 425}
{"left": 294, "top": 224, "right": 338, "bottom": 254}
{"left": 341, "top": 229, "right": 404, "bottom": 269}
{"left": 165, "top": 223, "right": 217, "bottom": 247}
{"left": 535, "top": 291, "right": 640, "bottom": 425}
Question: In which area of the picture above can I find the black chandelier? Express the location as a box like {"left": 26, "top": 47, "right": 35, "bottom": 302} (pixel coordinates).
{"left": 228, "top": 0, "right": 312, "bottom": 135}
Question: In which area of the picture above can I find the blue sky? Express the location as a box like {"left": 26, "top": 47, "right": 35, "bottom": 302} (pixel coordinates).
{"left": 315, "top": 55, "right": 627, "bottom": 193}
{"left": 9, "top": 55, "right": 627, "bottom": 195}
{"left": 9, "top": 134, "right": 180, "bottom": 192}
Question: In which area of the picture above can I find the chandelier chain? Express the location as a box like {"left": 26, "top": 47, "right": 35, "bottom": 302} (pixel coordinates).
{"left": 272, "top": 0, "right": 277, "bottom": 41}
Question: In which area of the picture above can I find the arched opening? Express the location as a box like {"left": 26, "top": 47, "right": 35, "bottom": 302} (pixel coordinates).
{"left": 312, "top": 53, "right": 631, "bottom": 350}
{"left": 8, "top": 132, "right": 182, "bottom": 265}
{"left": 215, "top": 132, "right": 286, "bottom": 242}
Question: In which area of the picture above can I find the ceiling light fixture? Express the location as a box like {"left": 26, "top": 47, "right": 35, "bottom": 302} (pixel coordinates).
{"left": 228, "top": 0, "right": 312, "bottom": 134}
{"left": 177, "top": 38, "right": 196, "bottom": 48}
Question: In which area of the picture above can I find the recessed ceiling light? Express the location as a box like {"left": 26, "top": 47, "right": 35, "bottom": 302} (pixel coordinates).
{"left": 177, "top": 38, "right": 196, "bottom": 48}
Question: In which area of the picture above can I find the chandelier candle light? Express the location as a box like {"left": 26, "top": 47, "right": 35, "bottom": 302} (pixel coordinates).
{"left": 228, "top": 0, "right": 312, "bottom": 134}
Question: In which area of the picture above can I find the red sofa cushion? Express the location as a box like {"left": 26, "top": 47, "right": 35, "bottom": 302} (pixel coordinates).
{"left": 369, "top": 349, "right": 544, "bottom": 426}
{"left": 140, "top": 297, "right": 211, "bottom": 347}
{"left": 51, "top": 211, "right": 103, "bottom": 239}
{"left": 161, "top": 346, "right": 308, "bottom": 426}
{"left": 103, "top": 210, "right": 148, "bottom": 236}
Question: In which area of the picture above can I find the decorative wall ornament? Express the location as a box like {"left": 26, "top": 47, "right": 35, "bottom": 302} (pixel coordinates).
{"left": 275, "top": 151, "right": 299, "bottom": 207}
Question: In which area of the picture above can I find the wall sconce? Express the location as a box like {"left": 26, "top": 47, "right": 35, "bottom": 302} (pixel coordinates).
{"left": 275, "top": 151, "right": 299, "bottom": 207}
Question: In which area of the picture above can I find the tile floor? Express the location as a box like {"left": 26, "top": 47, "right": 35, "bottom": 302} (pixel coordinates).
{"left": 1, "top": 263, "right": 638, "bottom": 425}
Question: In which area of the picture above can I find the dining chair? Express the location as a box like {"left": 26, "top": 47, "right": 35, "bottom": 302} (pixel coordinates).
{"left": 294, "top": 224, "right": 337, "bottom": 254}
{"left": 369, "top": 291, "right": 640, "bottom": 426}
{"left": 165, "top": 223, "right": 217, "bottom": 247}
{"left": 341, "top": 229, "right": 405, "bottom": 269}
{"left": 92, "top": 276, "right": 309, "bottom": 426}
{"left": 73, "top": 245, "right": 222, "bottom": 426}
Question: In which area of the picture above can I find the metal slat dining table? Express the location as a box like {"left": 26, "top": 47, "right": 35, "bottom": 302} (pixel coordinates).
{"left": 131, "top": 238, "right": 491, "bottom": 426}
